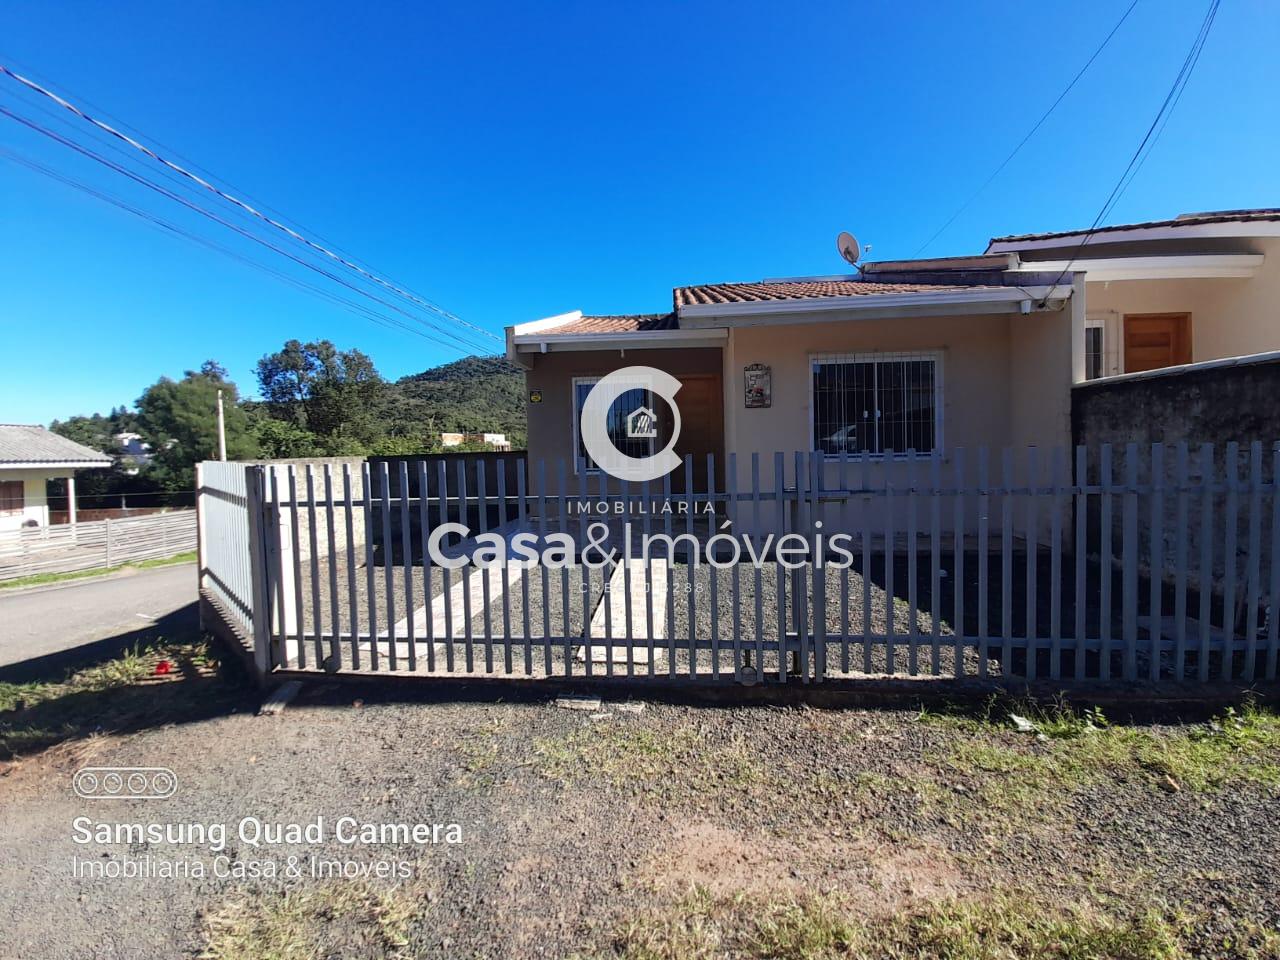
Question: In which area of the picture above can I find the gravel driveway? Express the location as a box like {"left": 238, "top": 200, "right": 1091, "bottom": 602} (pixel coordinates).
{"left": 291, "top": 553, "right": 997, "bottom": 682}
{"left": 2, "top": 633, "right": 1278, "bottom": 959}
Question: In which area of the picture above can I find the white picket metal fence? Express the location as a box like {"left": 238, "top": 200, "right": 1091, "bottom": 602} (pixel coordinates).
{"left": 197, "top": 443, "right": 1280, "bottom": 687}
{"left": 0, "top": 510, "right": 196, "bottom": 581}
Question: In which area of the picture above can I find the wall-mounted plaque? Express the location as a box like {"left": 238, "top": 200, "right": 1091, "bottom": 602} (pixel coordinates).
{"left": 529, "top": 390, "right": 544, "bottom": 404}
{"left": 744, "top": 363, "right": 771, "bottom": 408}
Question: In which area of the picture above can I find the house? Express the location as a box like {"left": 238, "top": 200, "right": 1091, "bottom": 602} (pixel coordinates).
{"left": 440, "top": 431, "right": 512, "bottom": 451}
{"left": 507, "top": 208, "right": 1280, "bottom": 506}
{"left": 0, "top": 425, "right": 112, "bottom": 532}
{"left": 987, "top": 208, "right": 1280, "bottom": 379}
{"left": 113, "top": 431, "right": 153, "bottom": 474}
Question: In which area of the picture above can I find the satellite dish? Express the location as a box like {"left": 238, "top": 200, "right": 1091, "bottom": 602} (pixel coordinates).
{"left": 836, "top": 231, "right": 860, "bottom": 266}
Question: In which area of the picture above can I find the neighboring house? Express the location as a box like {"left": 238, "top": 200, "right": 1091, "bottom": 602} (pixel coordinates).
{"left": 440, "top": 432, "right": 512, "bottom": 451}
{"left": 0, "top": 425, "right": 112, "bottom": 532}
{"left": 986, "top": 208, "right": 1280, "bottom": 379}
{"left": 113, "top": 431, "right": 153, "bottom": 474}
{"left": 507, "top": 208, "right": 1280, "bottom": 502}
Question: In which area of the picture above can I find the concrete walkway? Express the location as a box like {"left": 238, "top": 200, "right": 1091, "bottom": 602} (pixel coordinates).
{"left": 576, "top": 558, "right": 669, "bottom": 669}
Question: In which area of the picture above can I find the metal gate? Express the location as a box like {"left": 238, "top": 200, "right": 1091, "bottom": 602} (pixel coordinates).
{"left": 197, "top": 443, "right": 1280, "bottom": 687}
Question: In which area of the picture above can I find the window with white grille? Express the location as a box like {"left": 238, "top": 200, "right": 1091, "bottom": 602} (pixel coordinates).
{"left": 810, "top": 352, "right": 941, "bottom": 456}
{"left": 571, "top": 377, "right": 656, "bottom": 473}
{"left": 1084, "top": 327, "right": 1102, "bottom": 380}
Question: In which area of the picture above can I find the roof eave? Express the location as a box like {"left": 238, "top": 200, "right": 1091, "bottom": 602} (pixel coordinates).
{"left": 512, "top": 328, "right": 727, "bottom": 354}
{"left": 1010, "top": 253, "right": 1264, "bottom": 282}
{"left": 986, "top": 221, "right": 1280, "bottom": 254}
{"left": 676, "top": 286, "right": 1072, "bottom": 328}
{"left": 0, "top": 460, "right": 113, "bottom": 470}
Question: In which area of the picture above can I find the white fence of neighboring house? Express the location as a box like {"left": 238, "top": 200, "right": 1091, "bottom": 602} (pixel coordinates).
{"left": 197, "top": 444, "right": 1280, "bottom": 689}
{"left": 0, "top": 510, "right": 196, "bottom": 582}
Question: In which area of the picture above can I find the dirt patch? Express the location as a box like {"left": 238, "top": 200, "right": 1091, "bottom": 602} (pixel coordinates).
{"left": 643, "top": 823, "right": 802, "bottom": 898}
{"left": 644, "top": 822, "right": 964, "bottom": 915}
{"left": 1, "top": 648, "right": 1279, "bottom": 958}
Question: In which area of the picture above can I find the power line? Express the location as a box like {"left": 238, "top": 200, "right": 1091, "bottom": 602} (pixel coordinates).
{"left": 0, "top": 62, "right": 501, "bottom": 344}
{"left": 912, "top": 0, "right": 1140, "bottom": 257}
{"left": 0, "top": 96, "right": 486, "bottom": 353}
{"left": 1108, "top": 0, "right": 1218, "bottom": 212}
{"left": 0, "top": 105, "right": 496, "bottom": 354}
{"left": 0, "top": 145, "right": 479, "bottom": 354}
{"left": 0, "top": 96, "right": 494, "bottom": 353}
{"left": 0, "top": 105, "right": 492, "bottom": 354}
{"left": 2, "top": 83, "right": 323, "bottom": 252}
{"left": 1040, "top": 0, "right": 1221, "bottom": 301}
{"left": 0, "top": 49, "right": 402, "bottom": 277}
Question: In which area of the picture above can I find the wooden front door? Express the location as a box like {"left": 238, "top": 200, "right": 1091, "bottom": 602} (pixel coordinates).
{"left": 1123, "top": 313, "right": 1191, "bottom": 373}
{"left": 668, "top": 374, "right": 723, "bottom": 492}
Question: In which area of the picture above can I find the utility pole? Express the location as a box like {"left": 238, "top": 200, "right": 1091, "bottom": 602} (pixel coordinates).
{"left": 216, "top": 389, "right": 227, "bottom": 461}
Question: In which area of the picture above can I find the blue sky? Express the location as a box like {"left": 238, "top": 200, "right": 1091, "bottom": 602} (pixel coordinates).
{"left": 1, "top": 0, "right": 1276, "bottom": 425}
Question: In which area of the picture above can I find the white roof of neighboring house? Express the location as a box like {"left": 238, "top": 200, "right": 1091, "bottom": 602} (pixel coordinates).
{"left": 0, "top": 424, "right": 113, "bottom": 469}
{"left": 987, "top": 208, "right": 1280, "bottom": 253}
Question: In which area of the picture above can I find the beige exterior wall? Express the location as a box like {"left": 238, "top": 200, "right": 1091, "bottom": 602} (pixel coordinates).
{"left": 1008, "top": 304, "right": 1074, "bottom": 451}
{"left": 0, "top": 468, "right": 65, "bottom": 533}
{"left": 523, "top": 348, "right": 723, "bottom": 480}
{"left": 721, "top": 306, "right": 1073, "bottom": 493}
{"left": 1085, "top": 237, "right": 1280, "bottom": 374}
{"left": 518, "top": 305, "right": 1075, "bottom": 538}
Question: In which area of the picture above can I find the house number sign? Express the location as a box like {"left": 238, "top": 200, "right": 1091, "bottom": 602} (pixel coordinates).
{"left": 744, "top": 363, "right": 771, "bottom": 408}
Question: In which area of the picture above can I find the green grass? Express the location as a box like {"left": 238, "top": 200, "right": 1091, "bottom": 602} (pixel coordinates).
{"left": 607, "top": 888, "right": 1194, "bottom": 960}
{"left": 0, "top": 550, "right": 196, "bottom": 590}
{"left": 454, "top": 715, "right": 508, "bottom": 788}
{"left": 534, "top": 722, "right": 765, "bottom": 803}
{"left": 0, "top": 636, "right": 239, "bottom": 758}
{"left": 537, "top": 696, "right": 1280, "bottom": 831}
{"left": 0, "top": 644, "right": 157, "bottom": 713}
{"left": 931, "top": 698, "right": 1280, "bottom": 812}
{"left": 200, "top": 882, "right": 417, "bottom": 960}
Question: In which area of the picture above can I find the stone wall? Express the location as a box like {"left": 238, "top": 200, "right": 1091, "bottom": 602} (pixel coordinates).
{"left": 1072, "top": 353, "right": 1280, "bottom": 609}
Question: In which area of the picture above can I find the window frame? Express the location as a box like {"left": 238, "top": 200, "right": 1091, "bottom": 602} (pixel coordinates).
{"left": 808, "top": 350, "right": 945, "bottom": 459}
{"left": 0, "top": 479, "right": 24, "bottom": 516}
{"left": 1084, "top": 316, "right": 1107, "bottom": 380}
{"left": 570, "top": 375, "right": 657, "bottom": 475}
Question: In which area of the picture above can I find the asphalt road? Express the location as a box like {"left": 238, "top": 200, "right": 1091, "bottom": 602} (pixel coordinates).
{"left": 0, "top": 563, "right": 198, "bottom": 677}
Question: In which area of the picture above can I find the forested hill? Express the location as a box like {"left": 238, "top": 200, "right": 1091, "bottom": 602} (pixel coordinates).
{"left": 392, "top": 355, "right": 526, "bottom": 441}
{"left": 50, "top": 348, "right": 530, "bottom": 497}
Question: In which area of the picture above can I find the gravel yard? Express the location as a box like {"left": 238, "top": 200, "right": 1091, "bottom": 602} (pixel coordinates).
{"left": 292, "top": 554, "right": 997, "bottom": 680}
{"left": 2, "top": 630, "right": 1279, "bottom": 959}
{"left": 293, "top": 556, "right": 610, "bottom": 675}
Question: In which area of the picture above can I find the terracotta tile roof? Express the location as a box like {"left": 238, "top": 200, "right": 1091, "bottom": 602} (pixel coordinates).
{"left": 991, "top": 208, "right": 1280, "bottom": 244}
{"left": 550, "top": 313, "right": 678, "bottom": 334}
{"left": 0, "top": 424, "right": 112, "bottom": 464}
{"left": 674, "top": 279, "right": 994, "bottom": 308}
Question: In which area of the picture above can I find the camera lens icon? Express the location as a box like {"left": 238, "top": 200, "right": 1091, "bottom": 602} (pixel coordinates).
{"left": 74, "top": 767, "right": 177, "bottom": 800}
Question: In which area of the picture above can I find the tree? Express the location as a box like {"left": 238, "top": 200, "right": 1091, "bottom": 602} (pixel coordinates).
{"left": 136, "top": 362, "right": 258, "bottom": 489}
{"left": 256, "top": 340, "right": 389, "bottom": 446}
{"left": 50, "top": 413, "right": 116, "bottom": 454}
{"left": 249, "top": 413, "right": 322, "bottom": 460}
